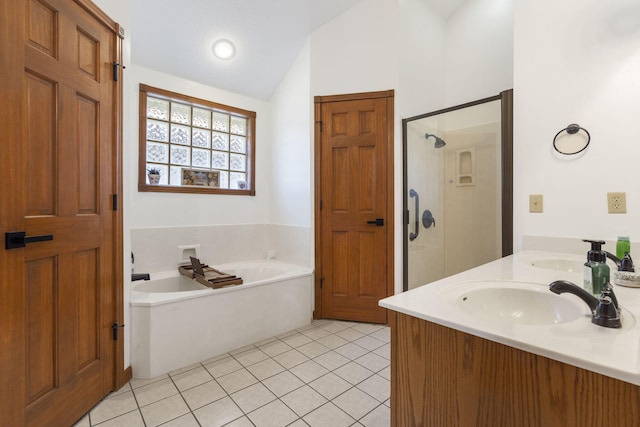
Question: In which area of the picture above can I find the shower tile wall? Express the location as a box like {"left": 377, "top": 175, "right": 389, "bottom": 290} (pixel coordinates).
{"left": 131, "top": 224, "right": 311, "bottom": 274}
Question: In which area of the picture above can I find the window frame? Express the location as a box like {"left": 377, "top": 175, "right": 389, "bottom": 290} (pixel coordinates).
{"left": 138, "top": 84, "right": 256, "bottom": 195}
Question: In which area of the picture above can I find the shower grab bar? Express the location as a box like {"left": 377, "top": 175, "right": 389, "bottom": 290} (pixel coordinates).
{"left": 409, "top": 189, "right": 419, "bottom": 241}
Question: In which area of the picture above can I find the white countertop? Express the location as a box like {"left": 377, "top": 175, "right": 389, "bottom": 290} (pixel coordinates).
{"left": 379, "top": 250, "right": 640, "bottom": 386}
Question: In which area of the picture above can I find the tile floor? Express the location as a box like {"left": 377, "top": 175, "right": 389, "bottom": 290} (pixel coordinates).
{"left": 74, "top": 319, "right": 390, "bottom": 427}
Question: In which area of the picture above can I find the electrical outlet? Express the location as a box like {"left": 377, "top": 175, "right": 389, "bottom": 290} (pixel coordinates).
{"left": 607, "top": 192, "right": 627, "bottom": 214}
{"left": 529, "top": 194, "right": 543, "bottom": 213}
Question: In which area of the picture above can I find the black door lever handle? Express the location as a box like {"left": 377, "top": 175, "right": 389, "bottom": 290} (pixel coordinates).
{"left": 366, "top": 218, "right": 384, "bottom": 226}
{"left": 5, "top": 231, "right": 54, "bottom": 250}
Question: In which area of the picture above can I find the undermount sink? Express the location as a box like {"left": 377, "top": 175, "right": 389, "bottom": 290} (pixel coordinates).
{"left": 530, "top": 259, "right": 584, "bottom": 273}
{"left": 440, "top": 281, "right": 587, "bottom": 325}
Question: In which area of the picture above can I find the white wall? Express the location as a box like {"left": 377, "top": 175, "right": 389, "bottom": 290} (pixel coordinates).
{"left": 445, "top": 0, "right": 513, "bottom": 105}
{"left": 125, "top": 65, "right": 272, "bottom": 228}
{"left": 310, "top": 0, "right": 400, "bottom": 97}
{"left": 398, "top": 0, "right": 447, "bottom": 118}
{"left": 513, "top": 0, "right": 640, "bottom": 250}
{"left": 269, "top": 41, "right": 313, "bottom": 227}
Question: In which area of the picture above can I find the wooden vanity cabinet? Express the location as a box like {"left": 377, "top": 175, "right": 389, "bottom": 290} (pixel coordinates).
{"left": 389, "top": 311, "right": 640, "bottom": 426}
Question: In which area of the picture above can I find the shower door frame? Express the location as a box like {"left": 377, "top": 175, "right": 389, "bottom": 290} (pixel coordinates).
{"left": 402, "top": 90, "right": 513, "bottom": 292}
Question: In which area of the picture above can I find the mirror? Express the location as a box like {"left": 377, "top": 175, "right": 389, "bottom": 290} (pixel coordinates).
{"left": 402, "top": 90, "right": 513, "bottom": 291}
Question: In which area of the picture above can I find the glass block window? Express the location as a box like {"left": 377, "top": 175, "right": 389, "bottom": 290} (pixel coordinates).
{"left": 139, "top": 84, "right": 255, "bottom": 195}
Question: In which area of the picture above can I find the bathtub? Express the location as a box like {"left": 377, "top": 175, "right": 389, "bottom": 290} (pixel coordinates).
{"left": 131, "top": 259, "right": 313, "bottom": 378}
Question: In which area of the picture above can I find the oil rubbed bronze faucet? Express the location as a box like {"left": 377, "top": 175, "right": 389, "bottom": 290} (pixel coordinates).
{"left": 549, "top": 280, "right": 621, "bottom": 328}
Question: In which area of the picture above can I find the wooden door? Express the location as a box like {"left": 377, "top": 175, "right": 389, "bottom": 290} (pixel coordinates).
{"left": 0, "top": 0, "right": 124, "bottom": 426}
{"left": 314, "top": 91, "right": 394, "bottom": 324}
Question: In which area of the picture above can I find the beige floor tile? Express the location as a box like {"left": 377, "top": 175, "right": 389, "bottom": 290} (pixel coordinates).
{"left": 290, "top": 360, "right": 329, "bottom": 384}
{"left": 193, "top": 396, "right": 243, "bottom": 427}
{"left": 373, "top": 343, "right": 390, "bottom": 360}
{"left": 234, "top": 348, "right": 269, "bottom": 367}
{"left": 171, "top": 366, "right": 213, "bottom": 391}
{"left": 313, "top": 350, "right": 350, "bottom": 371}
{"left": 360, "top": 403, "right": 390, "bottom": 427}
{"left": 351, "top": 324, "right": 383, "bottom": 335}
{"left": 353, "top": 336, "right": 386, "bottom": 351}
{"left": 224, "top": 416, "right": 255, "bottom": 426}
{"left": 297, "top": 341, "right": 330, "bottom": 359}
{"left": 369, "top": 327, "right": 390, "bottom": 343}
{"left": 333, "top": 361, "right": 374, "bottom": 385}
{"left": 181, "top": 379, "right": 227, "bottom": 411}
{"left": 355, "top": 352, "right": 389, "bottom": 373}
{"left": 158, "top": 412, "right": 200, "bottom": 427}
{"left": 332, "top": 387, "right": 379, "bottom": 420}
{"left": 73, "top": 414, "right": 90, "bottom": 427}
{"left": 378, "top": 366, "right": 391, "bottom": 381}
{"left": 334, "top": 343, "right": 369, "bottom": 360}
{"left": 89, "top": 391, "right": 138, "bottom": 425}
{"left": 318, "top": 321, "right": 351, "bottom": 334}
{"left": 248, "top": 399, "right": 299, "bottom": 427}
{"left": 281, "top": 385, "right": 327, "bottom": 417}
{"left": 204, "top": 356, "right": 243, "bottom": 378}
{"left": 357, "top": 374, "right": 390, "bottom": 403}
{"left": 217, "top": 368, "right": 258, "bottom": 394}
{"left": 93, "top": 410, "right": 145, "bottom": 427}
{"left": 230, "top": 382, "right": 276, "bottom": 413}
{"left": 309, "top": 372, "right": 352, "bottom": 400}
{"left": 316, "top": 334, "right": 349, "bottom": 350}
{"left": 246, "top": 357, "right": 286, "bottom": 381}
{"left": 140, "top": 394, "right": 190, "bottom": 427}
{"left": 129, "top": 374, "right": 169, "bottom": 390}
{"left": 300, "top": 327, "right": 332, "bottom": 340}
{"left": 335, "top": 328, "right": 365, "bottom": 342}
{"left": 258, "top": 340, "right": 293, "bottom": 357}
{"left": 262, "top": 370, "right": 305, "bottom": 397}
{"left": 303, "top": 402, "right": 355, "bottom": 427}
{"left": 281, "top": 332, "right": 313, "bottom": 348}
{"left": 133, "top": 378, "right": 179, "bottom": 407}
{"left": 272, "top": 349, "right": 309, "bottom": 369}
{"left": 169, "top": 362, "right": 201, "bottom": 377}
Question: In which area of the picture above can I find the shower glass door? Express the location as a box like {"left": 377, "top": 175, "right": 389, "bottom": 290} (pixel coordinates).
{"left": 403, "top": 92, "right": 513, "bottom": 291}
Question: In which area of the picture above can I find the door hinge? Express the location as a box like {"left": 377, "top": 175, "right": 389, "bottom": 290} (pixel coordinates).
{"left": 112, "top": 322, "right": 125, "bottom": 340}
{"left": 320, "top": 200, "right": 323, "bottom": 210}
{"left": 112, "top": 61, "right": 126, "bottom": 81}
{"left": 319, "top": 277, "right": 324, "bottom": 289}
{"left": 112, "top": 194, "right": 118, "bottom": 211}
{"left": 316, "top": 120, "right": 322, "bottom": 131}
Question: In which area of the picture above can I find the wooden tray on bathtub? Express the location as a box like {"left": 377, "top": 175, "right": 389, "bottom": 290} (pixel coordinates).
{"left": 179, "top": 262, "right": 243, "bottom": 289}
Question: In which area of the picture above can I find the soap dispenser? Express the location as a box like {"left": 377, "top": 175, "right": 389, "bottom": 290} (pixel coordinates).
{"left": 583, "top": 239, "right": 610, "bottom": 296}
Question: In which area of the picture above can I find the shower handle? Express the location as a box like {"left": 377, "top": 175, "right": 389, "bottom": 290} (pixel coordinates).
{"left": 409, "top": 189, "right": 419, "bottom": 241}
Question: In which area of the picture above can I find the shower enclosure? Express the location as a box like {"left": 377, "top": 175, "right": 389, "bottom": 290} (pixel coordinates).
{"left": 403, "top": 91, "right": 513, "bottom": 291}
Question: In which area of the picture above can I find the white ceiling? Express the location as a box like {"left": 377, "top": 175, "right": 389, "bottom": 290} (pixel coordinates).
{"left": 131, "top": 0, "right": 467, "bottom": 100}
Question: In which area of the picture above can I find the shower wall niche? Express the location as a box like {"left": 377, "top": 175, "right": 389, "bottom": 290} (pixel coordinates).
{"left": 402, "top": 91, "right": 513, "bottom": 291}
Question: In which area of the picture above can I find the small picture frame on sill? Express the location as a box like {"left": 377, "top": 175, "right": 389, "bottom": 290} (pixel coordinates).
{"left": 181, "top": 168, "right": 220, "bottom": 187}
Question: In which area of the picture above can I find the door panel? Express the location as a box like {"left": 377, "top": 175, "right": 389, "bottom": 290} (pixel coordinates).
{"left": 316, "top": 93, "right": 393, "bottom": 324}
{"left": 1, "top": 0, "right": 122, "bottom": 425}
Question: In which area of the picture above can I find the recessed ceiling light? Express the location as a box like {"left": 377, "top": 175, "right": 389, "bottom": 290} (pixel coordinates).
{"left": 212, "top": 39, "right": 235, "bottom": 60}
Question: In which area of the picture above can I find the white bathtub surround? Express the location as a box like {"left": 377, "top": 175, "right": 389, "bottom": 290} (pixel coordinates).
{"left": 131, "top": 224, "right": 311, "bottom": 275}
{"left": 131, "top": 260, "right": 313, "bottom": 378}
{"left": 380, "top": 250, "right": 640, "bottom": 386}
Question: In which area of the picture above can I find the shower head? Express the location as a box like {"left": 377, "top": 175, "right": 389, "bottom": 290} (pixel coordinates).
{"left": 425, "top": 133, "right": 446, "bottom": 148}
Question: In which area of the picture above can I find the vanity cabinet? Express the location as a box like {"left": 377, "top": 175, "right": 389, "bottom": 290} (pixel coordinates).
{"left": 389, "top": 311, "right": 640, "bottom": 426}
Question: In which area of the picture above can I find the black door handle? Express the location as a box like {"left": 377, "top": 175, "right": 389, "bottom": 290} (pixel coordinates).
{"left": 409, "top": 189, "right": 419, "bottom": 241}
{"left": 367, "top": 218, "right": 384, "bottom": 226}
{"left": 5, "top": 231, "right": 54, "bottom": 250}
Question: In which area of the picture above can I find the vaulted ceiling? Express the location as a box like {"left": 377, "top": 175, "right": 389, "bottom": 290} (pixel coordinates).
{"left": 131, "top": 0, "right": 467, "bottom": 100}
